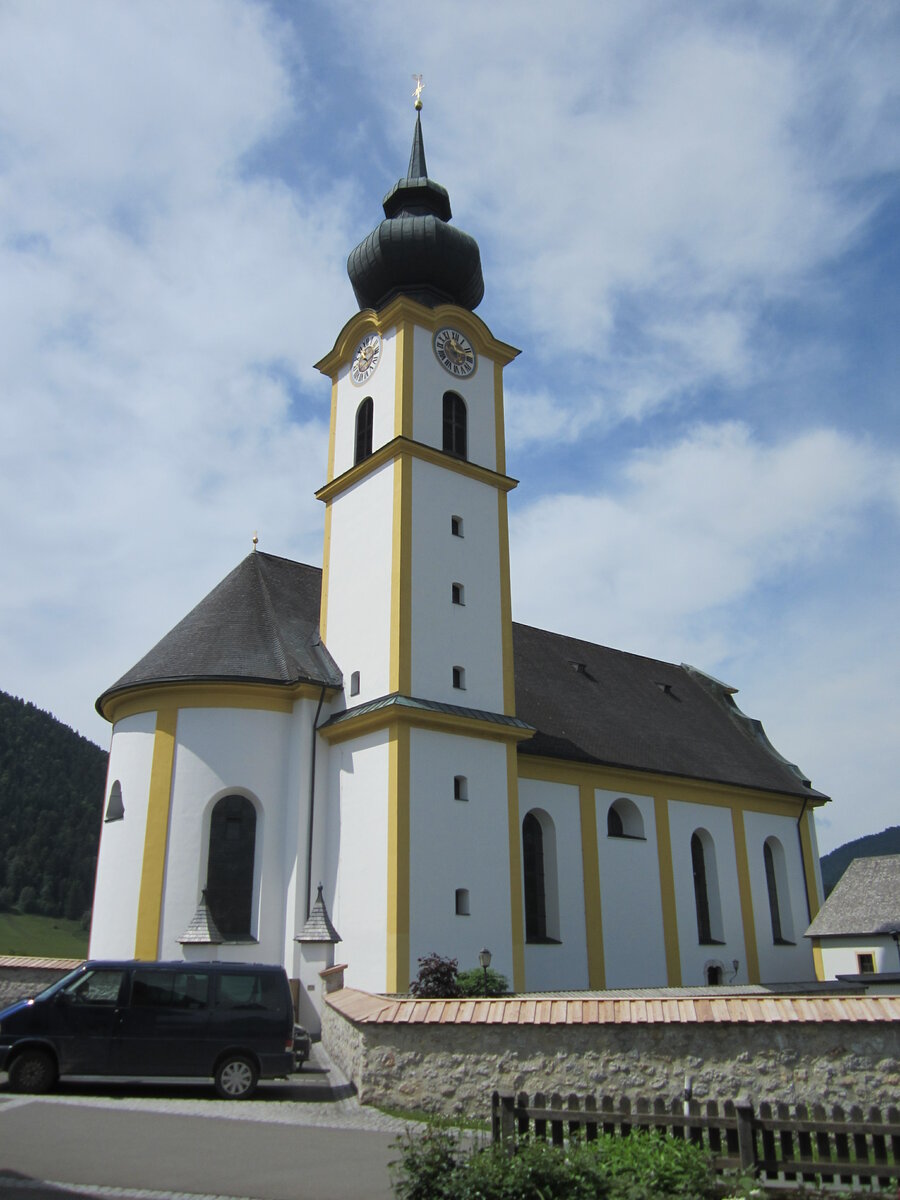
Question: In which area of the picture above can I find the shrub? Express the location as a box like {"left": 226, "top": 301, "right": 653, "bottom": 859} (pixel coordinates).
{"left": 409, "top": 952, "right": 460, "bottom": 998}
{"left": 392, "top": 1127, "right": 718, "bottom": 1200}
{"left": 456, "top": 966, "right": 510, "bottom": 997}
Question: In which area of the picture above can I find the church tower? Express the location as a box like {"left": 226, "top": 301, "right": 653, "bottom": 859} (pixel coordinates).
{"left": 312, "top": 101, "right": 530, "bottom": 991}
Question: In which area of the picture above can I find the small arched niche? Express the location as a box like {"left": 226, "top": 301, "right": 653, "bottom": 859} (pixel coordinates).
{"left": 607, "top": 797, "right": 644, "bottom": 839}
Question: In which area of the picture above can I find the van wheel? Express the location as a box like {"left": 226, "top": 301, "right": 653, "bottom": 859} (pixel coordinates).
{"left": 214, "top": 1054, "right": 258, "bottom": 1100}
{"left": 9, "top": 1050, "right": 58, "bottom": 1094}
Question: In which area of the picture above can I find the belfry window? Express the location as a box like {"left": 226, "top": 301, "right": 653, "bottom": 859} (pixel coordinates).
{"left": 206, "top": 794, "right": 257, "bottom": 940}
{"left": 442, "top": 392, "right": 467, "bottom": 460}
{"left": 354, "top": 397, "right": 373, "bottom": 464}
{"left": 104, "top": 780, "right": 124, "bottom": 822}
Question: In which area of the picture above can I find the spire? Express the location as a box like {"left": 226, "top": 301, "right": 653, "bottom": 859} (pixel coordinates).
{"left": 407, "top": 109, "right": 428, "bottom": 180}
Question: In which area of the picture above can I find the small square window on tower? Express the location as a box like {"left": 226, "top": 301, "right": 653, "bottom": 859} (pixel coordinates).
{"left": 451, "top": 582, "right": 465, "bottom": 605}
{"left": 350, "top": 670, "right": 360, "bottom": 697}
{"left": 451, "top": 515, "right": 464, "bottom": 537}
{"left": 453, "top": 775, "right": 468, "bottom": 801}
{"left": 452, "top": 665, "right": 466, "bottom": 690}
{"left": 455, "top": 888, "right": 470, "bottom": 916}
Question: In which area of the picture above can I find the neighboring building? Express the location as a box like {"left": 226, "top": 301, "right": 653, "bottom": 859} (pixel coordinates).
{"left": 89, "top": 106, "right": 827, "bottom": 1006}
{"left": 806, "top": 855, "right": 900, "bottom": 981}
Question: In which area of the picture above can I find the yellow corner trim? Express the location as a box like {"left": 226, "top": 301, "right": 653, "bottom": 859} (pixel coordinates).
{"left": 393, "top": 320, "right": 415, "bottom": 440}
{"left": 579, "top": 784, "right": 606, "bottom": 989}
{"left": 731, "top": 807, "right": 761, "bottom": 984}
{"left": 653, "top": 796, "right": 682, "bottom": 986}
{"left": 798, "top": 810, "right": 821, "bottom": 920}
{"left": 497, "top": 492, "right": 516, "bottom": 716}
{"left": 493, "top": 360, "right": 506, "bottom": 477}
{"left": 320, "top": 702, "right": 533, "bottom": 747}
{"left": 386, "top": 723, "right": 411, "bottom": 992}
{"left": 320, "top": 500, "right": 333, "bottom": 642}
{"left": 506, "top": 743, "right": 526, "bottom": 991}
{"left": 326, "top": 378, "right": 338, "bottom": 483}
{"left": 103, "top": 682, "right": 335, "bottom": 726}
{"left": 134, "top": 706, "right": 178, "bottom": 960}
{"left": 315, "top": 435, "right": 518, "bottom": 504}
{"left": 811, "top": 936, "right": 825, "bottom": 981}
{"left": 390, "top": 455, "right": 413, "bottom": 695}
{"left": 315, "top": 297, "right": 520, "bottom": 378}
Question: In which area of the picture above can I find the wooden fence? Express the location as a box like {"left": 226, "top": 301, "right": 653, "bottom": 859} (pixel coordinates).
{"left": 491, "top": 1092, "right": 900, "bottom": 1194}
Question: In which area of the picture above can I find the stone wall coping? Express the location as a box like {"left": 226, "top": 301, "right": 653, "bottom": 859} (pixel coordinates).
{"left": 326, "top": 986, "right": 900, "bottom": 1026}
{"left": 0, "top": 956, "right": 84, "bottom": 970}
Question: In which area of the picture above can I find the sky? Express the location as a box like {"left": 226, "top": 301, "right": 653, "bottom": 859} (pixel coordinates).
{"left": 1, "top": 0, "right": 898, "bottom": 856}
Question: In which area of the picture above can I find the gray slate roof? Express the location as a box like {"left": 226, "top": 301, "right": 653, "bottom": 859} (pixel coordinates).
{"left": 98, "top": 552, "right": 342, "bottom": 713}
{"left": 297, "top": 885, "right": 341, "bottom": 944}
{"left": 99, "top": 553, "right": 824, "bottom": 801}
{"left": 806, "top": 855, "right": 900, "bottom": 937}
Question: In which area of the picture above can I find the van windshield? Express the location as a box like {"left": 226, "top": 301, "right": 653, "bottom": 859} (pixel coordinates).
{"left": 33, "top": 966, "right": 88, "bottom": 1002}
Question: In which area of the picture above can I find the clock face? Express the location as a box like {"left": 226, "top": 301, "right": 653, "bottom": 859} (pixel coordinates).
{"left": 433, "top": 327, "right": 476, "bottom": 378}
{"left": 350, "top": 332, "right": 382, "bottom": 385}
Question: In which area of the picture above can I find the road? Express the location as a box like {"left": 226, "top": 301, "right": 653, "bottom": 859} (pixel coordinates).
{"left": 0, "top": 1046, "right": 417, "bottom": 1200}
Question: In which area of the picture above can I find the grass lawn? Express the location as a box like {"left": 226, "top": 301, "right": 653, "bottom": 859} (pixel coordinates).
{"left": 0, "top": 911, "right": 89, "bottom": 958}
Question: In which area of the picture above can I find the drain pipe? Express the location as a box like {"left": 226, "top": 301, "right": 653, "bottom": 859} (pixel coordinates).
{"left": 304, "top": 684, "right": 327, "bottom": 920}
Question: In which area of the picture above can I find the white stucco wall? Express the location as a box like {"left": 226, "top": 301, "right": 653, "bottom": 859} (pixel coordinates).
{"left": 323, "top": 461, "right": 394, "bottom": 703}
{"left": 331, "top": 325, "right": 399, "bottom": 478}
{"left": 408, "top": 729, "right": 514, "bottom": 986}
{"left": 330, "top": 732, "right": 390, "bottom": 993}
{"left": 595, "top": 788, "right": 668, "bottom": 987}
{"left": 668, "top": 800, "right": 747, "bottom": 986}
{"left": 411, "top": 325, "right": 497, "bottom": 470}
{"left": 743, "top": 810, "right": 816, "bottom": 982}
{"left": 518, "top": 778, "right": 589, "bottom": 992}
{"left": 819, "top": 936, "right": 900, "bottom": 978}
{"left": 158, "top": 706, "right": 294, "bottom": 964}
{"left": 89, "top": 710, "right": 157, "bottom": 959}
{"left": 409, "top": 459, "right": 504, "bottom": 711}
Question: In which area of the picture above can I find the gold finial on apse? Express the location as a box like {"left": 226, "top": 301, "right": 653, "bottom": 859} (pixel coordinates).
{"left": 252, "top": 530, "right": 258, "bottom": 551}
{"left": 412, "top": 74, "right": 424, "bottom": 110}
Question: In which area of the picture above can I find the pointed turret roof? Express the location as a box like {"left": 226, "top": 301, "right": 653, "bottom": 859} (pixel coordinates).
{"left": 97, "top": 551, "right": 341, "bottom": 716}
{"left": 347, "top": 109, "right": 484, "bottom": 312}
{"left": 297, "top": 884, "right": 341, "bottom": 944}
{"left": 178, "top": 891, "right": 223, "bottom": 945}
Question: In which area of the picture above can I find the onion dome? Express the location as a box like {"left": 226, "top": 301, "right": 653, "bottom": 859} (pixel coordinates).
{"left": 347, "top": 110, "right": 484, "bottom": 312}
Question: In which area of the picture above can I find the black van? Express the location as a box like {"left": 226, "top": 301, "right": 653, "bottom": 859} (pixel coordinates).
{"left": 0, "top": 960, "right": 309, "bottom": 1099}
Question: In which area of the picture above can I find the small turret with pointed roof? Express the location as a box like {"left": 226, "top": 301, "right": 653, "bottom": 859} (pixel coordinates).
{"left": 347, "top": 94, "right": 484, "bottom": 312}
{"left": 296, "top": 883, "right": 341, "bottom": 944}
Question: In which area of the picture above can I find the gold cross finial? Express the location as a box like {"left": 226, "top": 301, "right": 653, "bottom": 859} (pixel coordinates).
{"left": 412, "top": 74, "right": 424, "bottom": 110}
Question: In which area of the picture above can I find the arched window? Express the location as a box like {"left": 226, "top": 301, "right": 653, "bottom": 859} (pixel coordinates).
{"left": 607, "top": 797, "right": 644, "bottom": 839}
{"left": 763, "top": 836, "right": 794, "bottom": 944}
{"left": 104, "top": 779, "right": 124, "bottom": 822}
{"left": 442, "top": 392, "right": 467, "bottom": 460}
{"left": 522, "top": 809, "right": 560, "bottom": 943}
{"left": 691, "top": 829, "right": 724, "bottom": 945}
{"left": 354, "top": 397, "right": 373, "bottom": 464}
{"left": 206, "top": 794, "right": 257, "bottom": 940}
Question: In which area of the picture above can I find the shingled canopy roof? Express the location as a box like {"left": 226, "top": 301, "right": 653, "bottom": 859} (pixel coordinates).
{"left": 98, "top": 553, "right": 826, "bottom": 802}
{"left": 806, "top": 855, "right": 900, "bottom": 937}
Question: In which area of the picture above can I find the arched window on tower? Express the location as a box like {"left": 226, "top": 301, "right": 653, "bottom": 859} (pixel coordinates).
{"left": 522, "top": 809, "right": 560, "bottom": 943}
{"left": 354, "top": 397, "right": 374, "bottom": 464}
{"left": 690, "top": 829, "right": 724, "bottom": 945}
{"left": 442, "top": 391, "right": 467, "bottom": 460}
{"left": 206, "top": 794, "right": 257, "bottom": 940}
{"left": 104, "top": 780, "right": 124, "bottom": 822}
{"left": 763, "top": 836, "right": 795, "bottom": 944}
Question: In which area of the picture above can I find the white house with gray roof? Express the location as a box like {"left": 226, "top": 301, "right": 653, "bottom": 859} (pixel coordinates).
{"left": 89, "top": 106, "right": 828, "bottom": 1006}
{"left": 806, "top": 855, "right": 900, "bottom": 983}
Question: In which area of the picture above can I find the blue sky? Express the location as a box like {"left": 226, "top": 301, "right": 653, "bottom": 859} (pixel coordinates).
{"left": 1, "top": 1, "right": 898, "bottom": 854}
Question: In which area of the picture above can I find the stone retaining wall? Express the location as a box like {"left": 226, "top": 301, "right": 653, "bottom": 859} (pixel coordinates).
{"left": 0, "top": 958, "right": 82, "bottom": 1009}
{"left": 322, "top": 992, "right": 900, "bottom": 1120}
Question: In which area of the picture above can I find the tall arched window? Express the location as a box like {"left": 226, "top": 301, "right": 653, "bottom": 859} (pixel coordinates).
{"left": 206, "top": 794, "right": 257, "bottom": 939}
{"left": 691, "top": 829, "right": 724, "bottom": 945}
{"left": 442, "top": 392, "right": 467, "bottom": 460}
{"left": 763, "top": 836, "right": 794, "bottom": 944}
{"left": 354, "top": 397, "right": 373, "bottom": 464}
{"left": 522, "top": 809, "right": 560, "bottom": 943}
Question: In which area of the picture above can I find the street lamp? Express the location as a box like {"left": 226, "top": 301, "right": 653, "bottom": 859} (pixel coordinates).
{"left": 478, "top": 947, "right": 492, "bottom": 994}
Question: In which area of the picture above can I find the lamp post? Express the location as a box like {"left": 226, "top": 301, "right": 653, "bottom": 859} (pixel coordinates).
{"left": 478, "top": 947, "right": 492, "bottom": 995}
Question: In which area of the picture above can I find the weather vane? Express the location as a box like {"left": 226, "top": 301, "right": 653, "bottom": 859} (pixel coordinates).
{"left": 412, "top": 74, "right": 424, "bottom": 110}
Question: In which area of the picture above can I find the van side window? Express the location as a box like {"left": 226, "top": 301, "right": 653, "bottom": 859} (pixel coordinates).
{"left": 131, "top": 970, "right": 209, "bottom": 1010}
{"left": 215, "top": 972, "right": 283, "bottom": 1012}
{"left": 62, "top": 969, "right": 125, "bottom": 1005}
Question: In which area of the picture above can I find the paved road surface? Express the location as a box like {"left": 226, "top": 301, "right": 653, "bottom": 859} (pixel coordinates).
{"left": 0, "top": 1045, "right": 419, "bottom": 1200}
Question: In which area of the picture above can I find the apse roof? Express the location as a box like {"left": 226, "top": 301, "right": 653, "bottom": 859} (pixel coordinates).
{"left": 99, "top": 553, "right": 825, "bottom": 802}
{"left": 806, "top": 856, "right": 900, "bottom": 938}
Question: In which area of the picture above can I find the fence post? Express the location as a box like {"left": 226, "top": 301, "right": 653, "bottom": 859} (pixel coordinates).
{"left": 499, "top": 1093, "right": 516, "bottom": 1153}
{"left": 735, "top": 1104, "right": 757, "bottom": 1174}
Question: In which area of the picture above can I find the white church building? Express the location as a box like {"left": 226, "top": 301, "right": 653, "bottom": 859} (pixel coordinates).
{"left": 89, "top": 107, "right": 827, "bottom": 1012}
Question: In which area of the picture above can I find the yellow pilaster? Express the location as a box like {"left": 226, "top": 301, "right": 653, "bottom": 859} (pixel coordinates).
{"left": 506, "top": 744, "right": 526, "bottom": 991}
{"left": 386, "top": 722, "right": 411, "bottom": 992}
{"left": 497, "top": 492, "right": 516, "bottom": 716}
{"left": 134, "top": 706, "right": 178, "bottom": 960}
{"left": 731, "top": 807, "right": 761, "bottom": 983}
{"left": 811, "top": 936, "right": 825, "bottom": 981}
{"left": 579, "top": 784, "right": 606, "bottom": 989}
{"left": 390, "top": 453, "right": 413, "bottom": 695}
{"left": 393, "top": 320, "right": 414, "bottom": 439}
{"left": 326, "top": 378, "right": 338, "bottom": 482}
{"left": 493, "top": 360, "right": 506, "bottom": 476}
{"left": 320, "top": 501, "right": 333, "bottom": 642}
{"left": 798, "top": 810, "right": 821, "bottom": 920}
{"left": 654, "top": 796, "right": 682, "bottom": 986}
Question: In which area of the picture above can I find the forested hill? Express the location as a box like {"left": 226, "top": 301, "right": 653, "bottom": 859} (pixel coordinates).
{"left": 0, "top": 690, "right": 107, "bottom": 920}
{"left": 820, "top": 825, "right": 900, "bottom": 895}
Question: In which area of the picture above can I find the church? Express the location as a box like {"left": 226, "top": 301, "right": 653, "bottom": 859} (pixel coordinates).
{"left": 89, "top": 102, "right": 827, "bottom": 1012}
